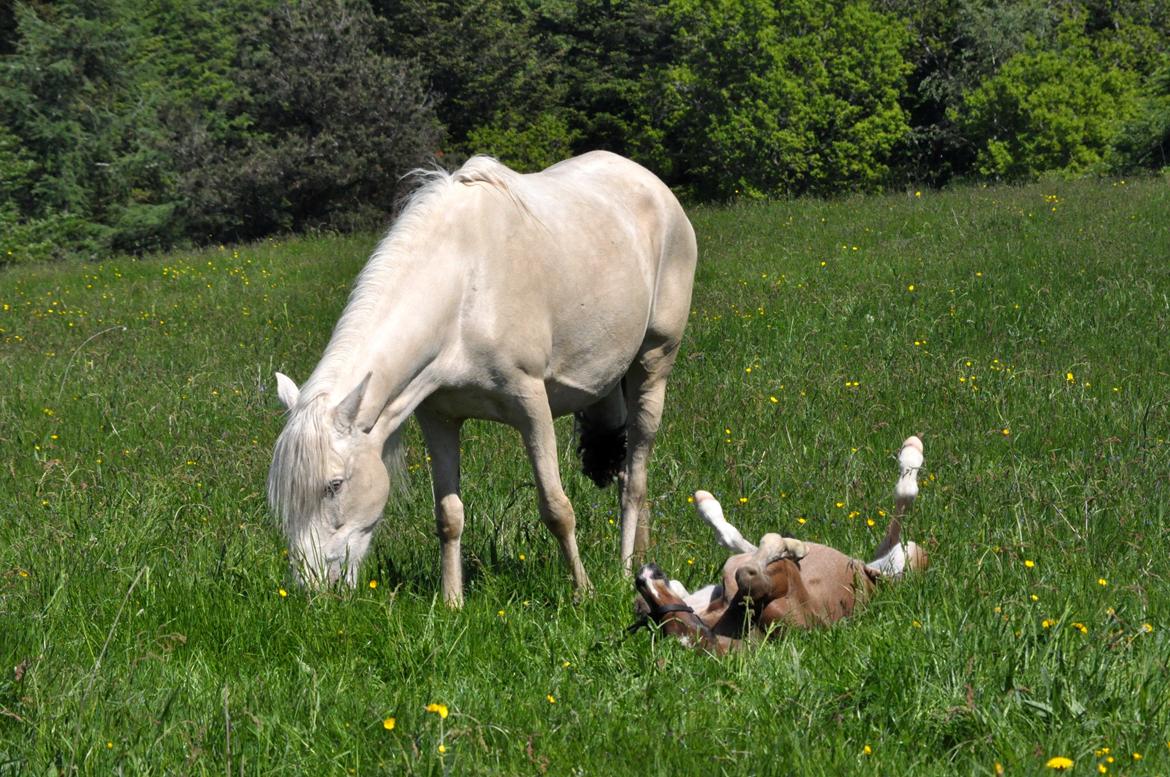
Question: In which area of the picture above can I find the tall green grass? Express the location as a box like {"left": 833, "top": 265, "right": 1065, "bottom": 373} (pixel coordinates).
{"left": 2, "top": 178, "right": 1168, "bottom": 775}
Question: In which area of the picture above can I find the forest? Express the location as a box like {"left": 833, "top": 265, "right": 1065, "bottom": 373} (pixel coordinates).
{"left": 1, "top": 0, "right": 1168, "bottom": 263}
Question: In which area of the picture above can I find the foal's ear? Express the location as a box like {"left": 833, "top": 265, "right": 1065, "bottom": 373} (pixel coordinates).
{"left": 334, "top": 372, "right": 372, "bottom": 432}
{"left": 275, "top": 372, "right": 300, "bottom": 410}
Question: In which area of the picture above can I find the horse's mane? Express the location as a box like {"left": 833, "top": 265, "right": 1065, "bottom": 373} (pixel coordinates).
{"left": 270, "top": 158, "right": 517, "bottom": 536}
{"left": 268, "top": 394, "right": 332, "bottom": 539}
{"left": 299, "top": 156, "right": 529, "bottom": 399}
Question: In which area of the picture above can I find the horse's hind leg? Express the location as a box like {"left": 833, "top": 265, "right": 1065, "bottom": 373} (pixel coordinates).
{"left": 417, "top": 409, "right": 466, "bottom": 607}
{"left": 619, "top": 344, "right": 678, "bottom": 572}
{"left": 514, "top": 387, "right": 593, "bottom": 594}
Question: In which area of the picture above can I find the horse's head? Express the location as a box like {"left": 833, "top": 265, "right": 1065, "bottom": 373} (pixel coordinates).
{"left": 268, "top": 372, "right": 391, "bottom": 587}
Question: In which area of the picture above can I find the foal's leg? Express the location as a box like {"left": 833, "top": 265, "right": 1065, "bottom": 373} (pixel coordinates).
{"left": 618, "top": 351, "right": 676, "bottom": 571}
{"left": 693, "top": 490, "right": 757, "bottom": 553}
{"left": 514, "top": 389, "right": 592, "bottom": 593}
{"left": 416, "top": 409, "right": 466, "bottom": 607}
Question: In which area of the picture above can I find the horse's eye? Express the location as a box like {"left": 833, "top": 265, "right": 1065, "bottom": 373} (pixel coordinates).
{"left": 324, "top": 478, "right": 344, "bottom": 498}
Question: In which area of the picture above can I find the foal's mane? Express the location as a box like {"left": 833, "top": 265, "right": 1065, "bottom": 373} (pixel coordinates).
{"left": 269, "top": 157, "right": 522, "bottom": 536}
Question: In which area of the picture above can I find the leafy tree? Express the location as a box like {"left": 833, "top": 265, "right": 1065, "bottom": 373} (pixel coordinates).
{"left": 1111, "top": 58, "right": 1170, "bottom": 171}
{"left": 0, "top": 0, "right": 177, "bottom": 259}
{"left": 643, "top": 0, "right": 911, "bottom": 198}
{"left": 954, "top": 16, "right": 1141, "bottom": 178}
{"left": 175, "top": 0, "right": 443, "bottom": 241}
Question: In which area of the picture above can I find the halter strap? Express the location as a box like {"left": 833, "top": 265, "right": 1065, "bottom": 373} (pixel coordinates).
{"left": 624, "top": 601, "right": 699, "bottom": 635}
{"left": 652, "top": 602, "right": 697, "bottom": 617}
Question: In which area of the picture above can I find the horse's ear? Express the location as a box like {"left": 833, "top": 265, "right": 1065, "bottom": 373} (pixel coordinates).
{"left": 275, "top": 372, "right": 300, "bottom": 410}
{"left": 335, "top": 372, "right": 372, "bottom": 432}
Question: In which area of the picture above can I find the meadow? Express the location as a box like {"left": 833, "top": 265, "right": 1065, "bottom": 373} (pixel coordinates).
{"left": 1, "top": 177, "right": 1168, "bottom": 775}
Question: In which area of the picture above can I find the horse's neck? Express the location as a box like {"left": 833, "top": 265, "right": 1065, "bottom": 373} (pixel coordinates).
{"left": 307, "top": 253, "right": 461, "bottom": 438}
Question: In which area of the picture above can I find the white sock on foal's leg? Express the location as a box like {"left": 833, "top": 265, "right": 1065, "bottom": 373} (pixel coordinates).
{"left": 869, "top": 435, "right": 924, "bottom": 576}
{"left": 694, "top": 490, "right": 757, "bottom": 553}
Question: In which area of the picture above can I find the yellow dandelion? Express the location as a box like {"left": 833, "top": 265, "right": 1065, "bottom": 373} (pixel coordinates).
{"left": 368, "top": 579, "right": 377, "bottom": 589}
{"left": 425, "top": 703, "right": 448, "bottom": 719}
{"left": 518, "top": 553, "right": 526, "bottom": 561}
{"left": 1066, "top": 371, "right": 1075, "bottom": 383}
{"left": 907, "top": 284, "right": 915, "bottom": 292}
{"left": 862, "top": 744, "right": 872, "bottom": 756}
{"left": 739, "top": 497, "right": 748, "bottom": 504}
{"left": 1042, "top": 619, "right": 1055, "bottom": 629}
{"left": 1025, "top": 559, "right": 1035, "bottom": 568}
{"left": 1073, "top": 623, "right": 1088, "bottom": 634}
{"left": 1097, "top": 578, "right": 1107, "bottom": 586}
{"left": 797, "top": 517, "right": 806, "bottom": 525}
{"left": 562, "top": 660, "right": 571, "bottom": 668}
{"left": 1142, "top": 623, "right": 1153, "bottom": 633}
{"left": 835, "top": 501, "right": 845, "bottom": 509}
{"left": 1031, "top": 594, "right": 1039, "bottom": 602}
{"left": 106, "top": 741, "right": 113, "bottom": 749}
{"left": 438, "top": 744, "right": 447, "bottom": 754}
{"left": 866, "top": 518, "right": 875, "bottom": 527}
{"left": 497, "top": 609, "right": 506, "bottom": 618}
{"left": 1132, "top": 752, "right": 1142, "bottom": 760}
{"left": 1098, "top": 764, "right": 1107, "bottom": 774}
{"left": 1046, "top": 756, "right": 1074, "bottom": 770}
{"left": 383, "top": 717, "right": 396, "bottom": 731}
{"left": 546, "top": 694, "right": 556, "bottom": 704}
{"left": 1002, "top": 428, "right": 1011, "bottom": 436}
{"left": 279, "top": 588, "right": 288, "bottom": 598}
{"left": 769, "top": 396, "right": 778, "bottom": 403}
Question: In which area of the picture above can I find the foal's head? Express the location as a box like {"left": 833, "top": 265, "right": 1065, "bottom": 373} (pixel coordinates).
{"left": 268, "top": 372, "right": 393, "bottom": 587}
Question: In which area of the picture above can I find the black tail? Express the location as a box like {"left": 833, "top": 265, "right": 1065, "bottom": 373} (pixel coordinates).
{"left": 573, "top": 410, "right": 627, "bottom": 488}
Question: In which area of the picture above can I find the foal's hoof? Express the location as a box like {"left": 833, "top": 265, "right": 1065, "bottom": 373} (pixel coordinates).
{"left": 757, "top": 533, "right": 807, "bottom": 563}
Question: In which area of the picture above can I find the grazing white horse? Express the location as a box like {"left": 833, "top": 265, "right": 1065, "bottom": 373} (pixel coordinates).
{"left": 268, "top": 151, "right": 698, "bottom": 604}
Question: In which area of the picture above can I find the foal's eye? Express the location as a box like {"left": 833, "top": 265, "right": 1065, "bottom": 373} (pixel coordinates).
{"left": 324, "top": 478, "right": 344, "bottom": 498}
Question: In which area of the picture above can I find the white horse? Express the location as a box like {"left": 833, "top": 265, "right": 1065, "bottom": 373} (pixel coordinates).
{"left": 268, "top": 151, "right": 698, "bottom": 605}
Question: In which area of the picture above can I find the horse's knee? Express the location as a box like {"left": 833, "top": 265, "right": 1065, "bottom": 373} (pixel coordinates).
{"left": 434, "top": 495, "right": 465, "bottom": 542}
{"left": 539, "top": 493, "right": 577, "bottom": 536}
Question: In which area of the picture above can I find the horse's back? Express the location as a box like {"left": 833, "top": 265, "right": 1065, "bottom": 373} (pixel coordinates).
{"left": 443, "top": 153, "right": 696, "bottom": 406}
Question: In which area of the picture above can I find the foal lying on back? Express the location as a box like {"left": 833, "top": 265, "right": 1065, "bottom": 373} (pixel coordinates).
{"left": 634, "top": 436, "right": 928, "bottom": 654}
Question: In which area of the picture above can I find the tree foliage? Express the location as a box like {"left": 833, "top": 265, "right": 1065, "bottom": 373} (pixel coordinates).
{"left": 2, "top": 0, "right": 1169, "bottom": 264}
{"left": 641, "top": 0, "right": 911, "bottom": 199}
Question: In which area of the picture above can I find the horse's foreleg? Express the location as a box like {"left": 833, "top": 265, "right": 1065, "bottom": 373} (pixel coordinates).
{"left": 516, "top": 391, "right": 593, "bottom": 594}
{"left": 417, "top": 410, "right": 466, "bottom": 607}
{"left": 619, "top": 357, "right": 672, "bottom": 572}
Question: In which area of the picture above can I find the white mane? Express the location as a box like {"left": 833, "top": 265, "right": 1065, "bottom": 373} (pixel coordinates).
{"left": 269, "top": 157, "right": 521, "bottom": 537}
{"left": 299, "top": 156, "right": 526, "bottom": 399}
{"left": 268, "top": 394, "right": 333, "bottom": 539}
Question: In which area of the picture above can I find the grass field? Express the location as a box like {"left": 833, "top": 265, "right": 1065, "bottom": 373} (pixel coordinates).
{"left": 2, "top": 176, "right": 1169, "bottom": 775}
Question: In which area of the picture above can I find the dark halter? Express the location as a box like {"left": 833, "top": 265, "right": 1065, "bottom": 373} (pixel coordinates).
{"left": 626, "top": 601, "right": 698, "bottom": 634}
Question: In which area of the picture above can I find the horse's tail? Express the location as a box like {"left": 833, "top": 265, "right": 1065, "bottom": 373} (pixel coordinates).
{"left": 573, "top": 388, "right": 628, "bottom": 488}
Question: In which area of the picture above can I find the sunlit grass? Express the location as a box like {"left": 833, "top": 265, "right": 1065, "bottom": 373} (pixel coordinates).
{"left": 1, "top": 177, "right": 1168, "bottom": 774}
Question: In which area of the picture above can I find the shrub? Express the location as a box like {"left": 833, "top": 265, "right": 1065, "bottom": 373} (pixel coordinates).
{"left": 641, "top": 0, "right": 912, "bottom": 199}
{"left": 176, "top": 0, "right": 444, "bottom": 242}
{"left": 954, "top": 18, "right": 1142, "bottom": 179}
